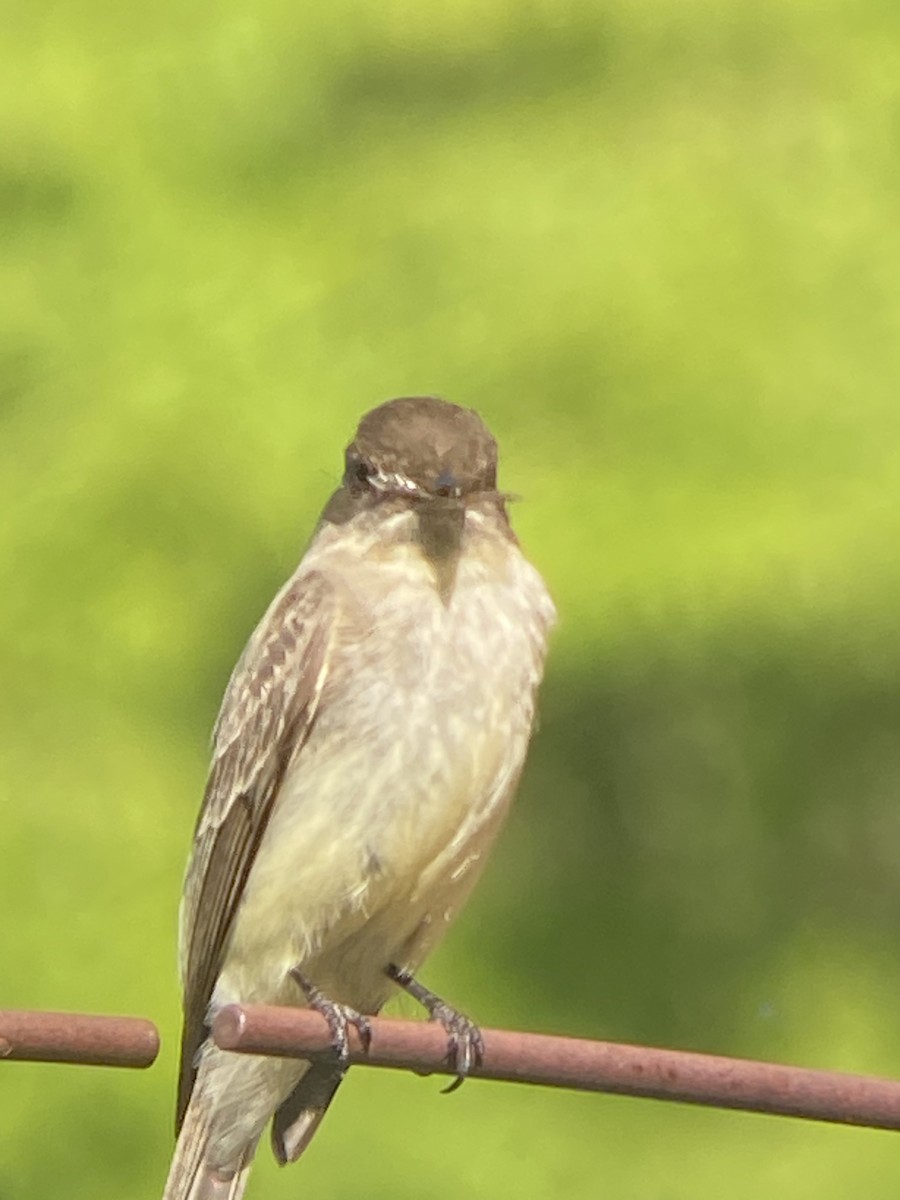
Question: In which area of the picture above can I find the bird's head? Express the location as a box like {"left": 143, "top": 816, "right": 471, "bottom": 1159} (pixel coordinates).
{"left": 343, "top": 396, "right": 498, "bottom": 504}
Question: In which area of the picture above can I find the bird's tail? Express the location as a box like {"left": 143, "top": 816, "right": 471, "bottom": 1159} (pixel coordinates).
{"left": 162, "top": 1088, "right": 258, "bottom": 1200}
{"left": 272, "top": 1061, "right": 344, "bottom": 1165}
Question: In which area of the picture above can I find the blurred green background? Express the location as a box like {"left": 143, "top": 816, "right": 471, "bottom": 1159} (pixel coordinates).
{"left": 3, "top": 0, "right": 900, "bottom": 1195}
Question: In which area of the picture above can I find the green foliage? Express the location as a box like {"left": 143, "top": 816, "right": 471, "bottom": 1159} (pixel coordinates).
{"left": 3, "top": 0, "right": 900, "bottom": 1195}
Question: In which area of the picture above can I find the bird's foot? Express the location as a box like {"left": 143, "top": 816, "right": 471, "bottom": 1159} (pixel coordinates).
{"left": 386, "top": 962, "right": 484, "bottom": 1092}
{"left": 289, "top": 968, "right": 372, "bottom": 1072}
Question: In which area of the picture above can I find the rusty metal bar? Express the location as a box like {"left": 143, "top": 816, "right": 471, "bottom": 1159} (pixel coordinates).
{"left": 213, "top": 1004, "right": 900, "bottom": 1132}
{"left": 0, "top": 1010, "right": 159, "bottom": 1068}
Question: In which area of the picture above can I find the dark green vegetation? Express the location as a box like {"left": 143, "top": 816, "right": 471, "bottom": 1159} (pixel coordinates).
{"left": 3, "top": 1, "right": 900, "bottom": 1195}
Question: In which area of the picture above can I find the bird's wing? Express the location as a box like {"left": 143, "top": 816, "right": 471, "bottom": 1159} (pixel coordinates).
{"left": 176, "top": 568, "right": 337, "bottom": 1131}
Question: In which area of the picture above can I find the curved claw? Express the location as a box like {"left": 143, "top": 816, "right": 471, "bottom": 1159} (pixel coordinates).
{"left": 435, "top": 1005, "right": 484, "bottom": 1093}
{"left": 385, "top": 962, "right": 483, "bottom": 1092}
{"left": 289, "top": 967, "right": 372, "bottom": 1071}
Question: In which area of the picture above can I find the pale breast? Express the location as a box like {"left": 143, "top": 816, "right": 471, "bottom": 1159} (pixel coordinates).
{"left": 222, "top": 509, "right": 554, "bottom": 1004}
{"left": 319, "top": 513, "right": 552, "bottom": 873}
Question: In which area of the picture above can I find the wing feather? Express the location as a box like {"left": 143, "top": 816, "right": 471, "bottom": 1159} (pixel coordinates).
{"left": 176, "top": 569, "right": 336, "bottom": 1130}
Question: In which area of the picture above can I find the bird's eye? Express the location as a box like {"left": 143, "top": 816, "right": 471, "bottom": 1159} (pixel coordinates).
{"left": 346, "top": 455, "right": 375, "bottom": 491}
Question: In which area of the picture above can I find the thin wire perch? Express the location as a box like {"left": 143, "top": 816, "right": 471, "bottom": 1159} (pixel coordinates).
{"left": 0, "top": 1009, "right": 159, "bottom": 1068}
{"left": 212, "top": 1002, "right": 900, "bottom": 1133}
{"left": 5, "top": 1003, "right": 900, "bottom": 1137}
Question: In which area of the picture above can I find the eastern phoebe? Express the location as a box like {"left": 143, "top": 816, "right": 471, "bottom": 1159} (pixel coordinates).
{"left": 163, "top": 396, "right": 555, "bottom": 1199}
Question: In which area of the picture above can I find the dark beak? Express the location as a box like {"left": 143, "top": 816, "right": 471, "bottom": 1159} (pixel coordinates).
{"left": 418, "top": 481, "right": 465, "bottom": 603}
{"left": 434, "top": 470, "right": 461, "bottom": 499}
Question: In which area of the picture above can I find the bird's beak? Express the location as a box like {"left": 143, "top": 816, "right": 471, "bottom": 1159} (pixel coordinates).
{"left": 417, "top": 487, "right": 466, "bottom": 604}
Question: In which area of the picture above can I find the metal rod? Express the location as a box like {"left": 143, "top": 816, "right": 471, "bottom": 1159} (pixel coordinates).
{"left": 0, "top": 1010, "right": 159, "bottom": 1068}
{"left": 213, "top": 1003, "right": 900, "bottom": 1132}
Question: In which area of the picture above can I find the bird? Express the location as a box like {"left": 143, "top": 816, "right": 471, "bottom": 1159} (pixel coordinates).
{"left": 163, "top": 395, "right": 556, "bottom": 1199}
